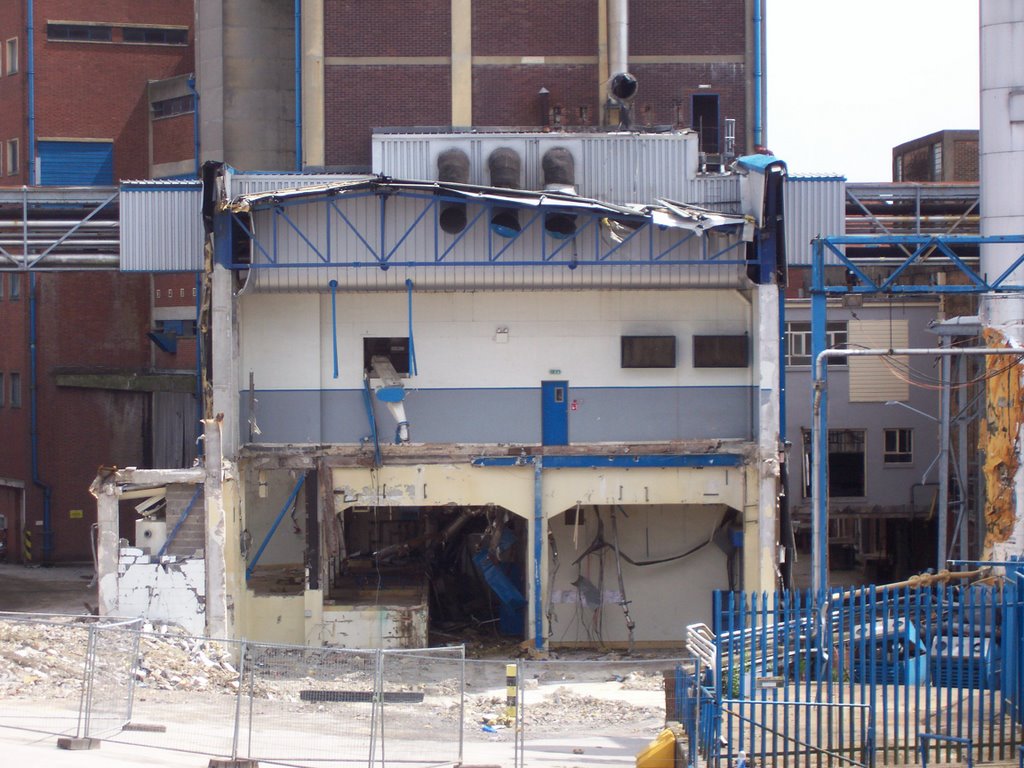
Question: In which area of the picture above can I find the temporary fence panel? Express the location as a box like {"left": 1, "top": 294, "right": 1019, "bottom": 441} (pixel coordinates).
{"left": 0, "top": 613, "right": 95, "bottom": 736}
{"left": 240, "top": 643, "right": 380, "bottom": 766}
{"left": 80, "top": 618, "right": 143, "bottom": 739}
{"left": 712, "top": 585, "right": 1021, "bottom": 768}
{"left": 460, "top": 659, "right": 523, "bottom": 768}
{"left": 377, "top": 646, "right": 465, "bottom": 768}
{"left": 100, "top": 631, "right": 243, "bottom": 759}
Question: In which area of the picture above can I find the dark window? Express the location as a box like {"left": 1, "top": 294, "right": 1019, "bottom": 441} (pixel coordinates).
{"left": 9, "top": 371, "right": 20, "bottom": 408}
{"left": 363, "top": 337, "right": 409, "bottom": 376}
{"left": 47, "top": 24, "right": 113, "bottom": 42}
{"left": 9, "top": 273, "right": 19, "bottom": 299}
{"left": 693, "top": 334, "right": 749, "bottom": 368}
{"left": 123, "top": 26, "right": 188, "bottom": 45}
{"left": 0, "top": 373, "right": 4, "bottom": 407}
{"left": 883, "top": 428, "right": 913, "bottom": 464}
{"left": 152, "top": 94, "right": 195, "bottom": 119}
{"left": 621, "top": 336, "right": 676, "bottom": 368}
{"left": 691, "top": 94, "right": 720, "bottom": 154}
{"left": 802, "top": 428, "right": 866, "bottom": 498}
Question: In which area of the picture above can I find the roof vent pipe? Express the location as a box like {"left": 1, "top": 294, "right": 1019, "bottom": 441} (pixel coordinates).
{"left": 488, "top": 147, "right": 522, "bottom": 237}
{"left": 436, "top": 148, "right": 470, "bottom": 234}
{"left": 542, "top": 147, "right": 577, "bottom": 238}
{"left": 607, "top": 0, "right": 637, "bottom": 128}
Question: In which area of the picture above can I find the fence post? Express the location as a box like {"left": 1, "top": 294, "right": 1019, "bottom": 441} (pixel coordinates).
{"left": 231, "top": 639, "right": 246, "bottom": 762}
{"left": 78, "top": 624, "right": 97, "bottom": 739}
{"left": 368, "top": 649, "right": 383, "bottom": 768}
{"left": 515, "top": 658, "right": 524, "bottom": 768}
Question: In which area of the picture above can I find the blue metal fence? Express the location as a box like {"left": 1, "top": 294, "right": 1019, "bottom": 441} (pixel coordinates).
{"left": 695, "top": 583, "right": 1022, "bottom": 768}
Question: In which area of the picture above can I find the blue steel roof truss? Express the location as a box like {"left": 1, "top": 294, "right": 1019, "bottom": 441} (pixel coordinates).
{"left": 232, "top": 188, "right": 750, "bottom": 270}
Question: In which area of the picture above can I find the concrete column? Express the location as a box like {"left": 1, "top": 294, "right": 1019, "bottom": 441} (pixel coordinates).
{"left": 755, "top": 284, "right": 781, "bottom": 592}
{"left": 451, "top": 0, "right": 473, "bottom": 126}
{"left": 95, "top": 482, "right": 120, "bottom": 617}
{"left": 211, "top": 262, "right": 240, "bottom": 457}
{"left": 302, "top": 0, "right": 325, "bottom": 167}
{"left": 204, "top": 417, "right": 230, "bottom": 638}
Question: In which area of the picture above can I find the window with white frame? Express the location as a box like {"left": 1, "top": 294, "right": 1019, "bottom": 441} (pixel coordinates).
{"left": 5, "top": 38, "right": 17, "bottom": 75}
{"left": 883, "top": 428, "right": 913, "bottom": 464}
{"left": 786, "top": 321, "right": 848, "bottom": 367}
{"left": 6, "top": 139, "right": 18, "bottom": 175}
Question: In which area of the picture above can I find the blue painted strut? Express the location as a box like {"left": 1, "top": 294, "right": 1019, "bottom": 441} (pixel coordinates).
{"left": 246, "top": 475, "right": 306, "bottom": 580}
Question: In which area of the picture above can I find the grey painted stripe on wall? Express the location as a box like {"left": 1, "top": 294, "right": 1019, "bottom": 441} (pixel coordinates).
{"left": 240, "top": 387, "right": 756, "bottom": 445}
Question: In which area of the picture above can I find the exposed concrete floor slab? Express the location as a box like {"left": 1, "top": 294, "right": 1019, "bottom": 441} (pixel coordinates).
{"left": 0, "top": 563, "right": 97, "bottom": 615}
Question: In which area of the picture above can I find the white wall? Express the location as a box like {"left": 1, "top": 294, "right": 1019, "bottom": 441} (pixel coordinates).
{"left": 240, "top": 288, "right": 758, "bottom": 391}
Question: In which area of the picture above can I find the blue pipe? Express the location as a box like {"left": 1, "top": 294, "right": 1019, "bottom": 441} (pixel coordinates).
{"left": 194, "top": 271, "right": 203, "bottom": 457}
{"left": 405, "top": 279, "right": 417, "bottom": 375}
{"left": 156, "top": 486, "right": 202, "bottom": 558}
{"left": 294, "top": 0, "right": 302, "bottom": 171}
{"left": 29, "top": 274, "right": 53, "bottom": 558}
{"left": 246, "top": 475, "right": 305, "bottom": 579}
{"left": 187, "top": 75, "right": 200, "bottom": 177}
{"left": 27, "top": 0, "right": 35, "bottom": 183}
{"left": 329, "top": 280, "right": 338, "bottom": 377}
{"left": 361, "top": 378, "right": 382, "bottom": 467}
{"left": 533, "top": 458, "right": 544, "bottom": 649}
{"left": 753, "top": 0, "right": 763, "bottom": 147}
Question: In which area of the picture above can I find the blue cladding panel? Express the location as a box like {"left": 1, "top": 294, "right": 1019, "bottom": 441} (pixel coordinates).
{"left": 38, "top": 141, "right": 114, "bottom": 186}
{"left": 238, "top": 386, "right": 756, "bottom": 445}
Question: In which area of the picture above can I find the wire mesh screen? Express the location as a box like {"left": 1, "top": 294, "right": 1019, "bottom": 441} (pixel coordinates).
{"left": 240, "top": 643, "right": 379, "bottom": 766}
{"left": 101, "top": 630, "right": 243, "bottom": 759}
{"left": 0, "top": 613, "right": 94, "bottom": 736}
{"left": 82, "top": 618, "right": 142, "bottom": 739}
{"left": 519, "top": 656, "right": 678, "bottom": 767}
{"left": 378, "top": 646, "right": 465, "bottom": 767}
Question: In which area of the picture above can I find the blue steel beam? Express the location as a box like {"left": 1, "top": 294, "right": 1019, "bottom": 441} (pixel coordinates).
{"left": 471, "top": 454, "right": 744, "bottom": 468}
{"left": 234, "top": 189, "right": 748, "bottom": 270}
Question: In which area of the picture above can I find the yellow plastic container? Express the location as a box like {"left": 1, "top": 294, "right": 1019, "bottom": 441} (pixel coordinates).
{"left": 636, "top": 728, "right": 677, "bottom": 768}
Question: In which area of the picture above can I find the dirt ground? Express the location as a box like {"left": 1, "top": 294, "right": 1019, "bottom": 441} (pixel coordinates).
{"left": 0, "top": 563, "right": 97, "bottom": 615}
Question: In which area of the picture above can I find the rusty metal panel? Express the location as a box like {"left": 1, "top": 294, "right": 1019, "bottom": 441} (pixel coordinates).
{"left": 119, "top": 181, "right": 204, "bottom": 272}
{"left": 784, "top": 176, "right": 846, "bottom": 266}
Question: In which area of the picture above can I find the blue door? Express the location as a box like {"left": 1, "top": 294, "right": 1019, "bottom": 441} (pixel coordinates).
{"left": 541, "top": 381, "right": 568, "bottom": 446}
{"left": 38, "top": 140, "right": 114, "bottom": 186}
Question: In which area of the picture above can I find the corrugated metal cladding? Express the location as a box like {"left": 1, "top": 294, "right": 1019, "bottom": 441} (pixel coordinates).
{"left": 372, "top": 132, "right": 736, "bottom": 207}
{"left": 784, "top": 176, "right": 846, "bottom": 266}
{"left": 243, "top": 193, "right": 749, "bottom": 292}
{"left": 119, "top": 181, "right": 204, "bottom": 272}
{"left": 229, "top": 173, "right": 370, "bottom": 197}
{"left": 38, "top": 140, "right": 114, "bottom": 186}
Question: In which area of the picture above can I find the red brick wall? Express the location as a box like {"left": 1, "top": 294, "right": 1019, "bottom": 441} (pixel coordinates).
{"left": 325, "top": 65, "right": 451, "bottom": 166}
{"left": 0, "top": 275, "right": 31, "bottom": 557}
{"left": 472, "top": 65, "right": 597, "bottom": 128}
{"left": 629, "top": 0, "right": 745, "bottom": 56}
{"left": 472, "top": 0, "right": 597, "bottom": 57}
{"left": 35, "top": 271, "right": 151, "bottom": 561}
{"left": 953, "top": 139, "right": 978, "bottom": 182}
{"left": 33, "top": 0, "right": 194, "bottom": 181}
{"left": 152, "top": 113, "right": 194, "bottom": 167}
{"left": 325, "top": 0, "right": 450, "bottom": 57}
{"left": 0, "top": 4, "right": 26, "bottom": 184}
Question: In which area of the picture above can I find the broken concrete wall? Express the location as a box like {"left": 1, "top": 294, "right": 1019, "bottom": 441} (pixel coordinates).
{"left": 117, "top": 557, "right": 206, "bottom": 636}
{"left": 981, "top": 328, "right": 1024, "bottom": 557}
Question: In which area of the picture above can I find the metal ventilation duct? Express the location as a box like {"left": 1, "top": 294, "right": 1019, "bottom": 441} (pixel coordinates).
{"left": 542, "top": 147, "right": 577, "bottom": 238}
{"left": 437, "top": 148, "right": 470, "bottom": 234}
{"left": 487, "top": 147, "right": 522, "bottom": 237}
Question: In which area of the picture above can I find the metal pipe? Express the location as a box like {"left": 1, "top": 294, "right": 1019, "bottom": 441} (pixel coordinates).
{"left": 938, "top": 350, "right": 951, "bottom": 570}
{"left": 29, "top": 273, "right": 53, "bottom": 559}
{"left": 533, "top": 457, "right": 544, "bottom": 650}
{"left": 294, "top": 0, "right": 302, "bottom": 171}
{"left": 753, "top": 0, "right": 763, "bottom": 147}
{"left": 608, "top": 0, "right": 628, "bottom": 77}
{"left": 811, "top": 345, "right": 1024, "bottom": 595}
{"left": 27, "top": 0, "right": 36, "bottom": 184}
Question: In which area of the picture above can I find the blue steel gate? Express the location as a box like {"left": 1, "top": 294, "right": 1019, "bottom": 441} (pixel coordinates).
{"left": 689, "top": 583, "right": 1022, "bottom": 768}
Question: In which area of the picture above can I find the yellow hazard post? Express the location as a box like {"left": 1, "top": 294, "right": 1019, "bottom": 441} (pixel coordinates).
{"left": 504, "top": 662, "right": 517, "bottom": 723}
{"left": 23, "top": 529, "right": 31, "bottom": 562}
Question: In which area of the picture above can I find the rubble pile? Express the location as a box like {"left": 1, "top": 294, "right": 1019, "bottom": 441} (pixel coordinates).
{"left": 0, "top": 620, "right": 91, "bottom": 699}
{"left": 134, "top": 632, "right": 242, "bottom": 694}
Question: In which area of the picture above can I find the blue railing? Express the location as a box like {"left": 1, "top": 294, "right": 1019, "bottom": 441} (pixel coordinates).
{"left": 704, "top": 584, "right": 1021, "bottom": 768}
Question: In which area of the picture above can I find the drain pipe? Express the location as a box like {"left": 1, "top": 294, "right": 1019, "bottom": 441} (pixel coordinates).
{"left": 187, "top": 75, "right": 200, "bottom": 178}
{"left": 27, "top": 0, "right": 36, "bottom": 183}
{"left": 294, "top": 0, "right": 302, "bottom": 171}
{"left": 29, "top": 273, "right": 53, "bottom": 559}
{"left": 753, "top": 0, "right": 763, "bottom": 147}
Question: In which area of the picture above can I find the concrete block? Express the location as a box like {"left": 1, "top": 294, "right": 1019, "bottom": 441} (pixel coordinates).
{"left": 57, "top": 736, "right": 100, "bottom": 750}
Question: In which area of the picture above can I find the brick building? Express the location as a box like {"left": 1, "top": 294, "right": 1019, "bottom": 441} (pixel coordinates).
{"left": 198, "top": 0, "right": 766, "bottom": 170}
{"left": 0, "top": 1, "right": 196, "bottom": 564}
{"left": 892, "top": 129, "right": 979, "bottom": 182}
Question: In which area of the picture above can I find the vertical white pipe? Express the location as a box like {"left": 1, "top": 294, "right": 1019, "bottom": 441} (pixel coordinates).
{"left": 608, "top": 0, "right": 628, "bottom": 77}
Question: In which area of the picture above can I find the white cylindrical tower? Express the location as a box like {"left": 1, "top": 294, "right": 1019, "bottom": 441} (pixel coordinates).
{"left": 979, "top": 0, "right": 1024, "bottom": 562}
